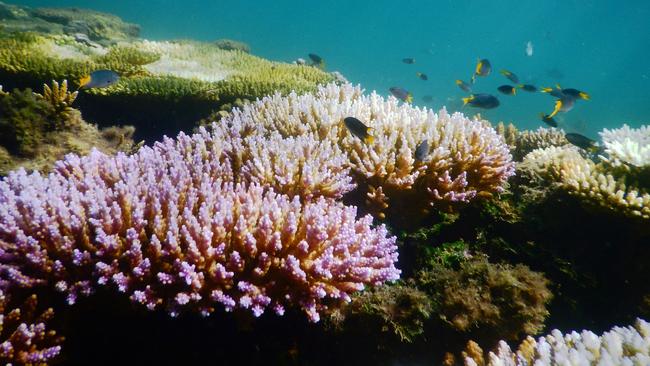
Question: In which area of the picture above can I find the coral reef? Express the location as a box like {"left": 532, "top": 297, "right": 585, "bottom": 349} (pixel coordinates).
{"left": 519, "top": 144, "right": 650, "bottom": 219}
{"left": 417, "top": 255, "right": 552, "bottom": 341}
{"left": 0, "top": 290, "right": 63, "bottom": 365}
{"left": 0, "top": 82, "right": 136, "bottom": 174}
{"left": 600, "top": 124, "right": 650, "bottom": 169}
{"left": 495, "top": 122, "right": 568, "bottom": 161}
{"left": 0, "top": 126, "right": 400, "bottom": 322}
{"left": 452, "top": 318, "right": 650, "bottom": 366}
{"left": 213, "top": 38, "right": 251, "bottom": 53}
{"left": 216, "top": 83, "right": 514, "bottom": 224}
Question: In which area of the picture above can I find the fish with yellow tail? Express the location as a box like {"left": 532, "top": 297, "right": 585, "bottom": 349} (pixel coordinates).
{"left": 548, "top": 96, "right": 576, "bottom": 118}
{"left": 539, "top": 113, "right": 558, "bottom": 127}
{"left": 462, "top": 93, "right": 500, "bottom": 109}
{"left": 565, "top": 132, "right": 600, "bottom": 153}
{"left": 471, "top": 58, "right": 491, "bottom": 83}
{"left": 499, "top": 69, "right": 519, "bottom": 84}
{"left": 344, "top": 117, "right": 374, "bottom": 144}
{"left": 78, "top": 70, "right": 120, "bottom": 90}
{"left": 389, "top": 87, "right": 413, "bottom": 103}
{"left": 455, "top": 79, "right": 472, "bottom": 92}
{"left": 541, "top": 85, "right": 590, "bottom": 100}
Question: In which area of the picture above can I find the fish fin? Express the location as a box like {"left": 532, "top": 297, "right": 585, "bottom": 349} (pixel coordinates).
{"left": 470, "top": 75, "right": 476, "bottom": 84}
{"left": 406, "top": 93, "right": 413, "bottom": 103}
{"left": 462, "top": 95, "right": 473, "bottom": 105}
{"left": 512, "top": 88, "right": 516, "bottom": 95}
{"left": 555, "top": 83, "right": 562, "bottom": 89}
{"left": 365, "top": 135, "right": 375, "bottom": 144}
{"left": 541, "top": 87, "right": 553, "bottom": 93}
{"left": 579, "top": 92, "right": 590, "bottom": 100}
{"left": 548, "top": 100, "right": 562, "bottom": 118}
{"left": 455, "top": 79, "right": 462, "bottom": 85}
{"left": 499, "top": 69, "right": 508, "bottom": 76}
{"left": 79, "top": 75, "right": 91, "bottom": 89}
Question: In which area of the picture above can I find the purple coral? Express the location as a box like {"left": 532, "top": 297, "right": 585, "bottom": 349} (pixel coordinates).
{"left": 0, "top": 291, "right": 62, "bottom": 364}
{"left": 0, "top": 129, "right": 400, "bottom": 322}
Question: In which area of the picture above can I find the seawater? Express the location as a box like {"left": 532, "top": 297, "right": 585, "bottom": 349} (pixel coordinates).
{"left": 15, "top": 0, "right": 650, "bottom": 136}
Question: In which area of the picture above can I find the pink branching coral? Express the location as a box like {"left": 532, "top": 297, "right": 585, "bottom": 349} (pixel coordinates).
{"left": 0, "top": 129, "right": 400, "bottom": 322}
{"left": 0, "top": 290, "right": 62, "bottom": 365}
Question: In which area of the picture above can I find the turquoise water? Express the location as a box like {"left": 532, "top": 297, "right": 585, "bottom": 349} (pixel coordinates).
{"left": 15, "top": 0, "right": 650, "bottom": 136}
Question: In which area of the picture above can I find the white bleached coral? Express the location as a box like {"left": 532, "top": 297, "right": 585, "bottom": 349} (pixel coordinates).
{"left": 600, "top": 124, "right": 650, "bottom": 168}
{"left": 460, "top": 318, "right": 650, "bottom": 366}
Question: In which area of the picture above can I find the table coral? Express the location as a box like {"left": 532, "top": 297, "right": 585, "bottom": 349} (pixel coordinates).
{"left": 0, "top": 290, "right": 62, "bottom": 365}
{"left": 455, "top": 318, "right": 650, "bottom": 366}
{"left": 0, "top": 127, "right": 400, "bottom": 322}
{"left": 216, "top": 83, "right": 515, "bottom": 221}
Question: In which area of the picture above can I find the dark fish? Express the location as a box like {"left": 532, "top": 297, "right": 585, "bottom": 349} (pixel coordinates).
{"left": 541, "top": 85, "right": 590, "bottom": 100}
{"left": 343, "top": 117, "right": 374, "bottom": 144}
{"left": 308, "top": 53, "right": 323, "bottom": 64}
{"left": 499, "top": 69, "right": 519, "bottom": 84}
{"left": 402, "top": 58, "right": 415, "bottom": 64}
{"left": 471, "top": 58, "right": 491, "bottom": 83}
{"left": 79, "top": 70, "right": 119, "bottom": 89}
{"left": 517, "top": 84, "right": 537, "bottom": 92}
{"left": 455, "top": 79, "right": 472, "bottom": 92}
{"left": 548, "top": 96, "right": 576, "bottom": 118}
{"left": 539, "top": 113, "right": 558, "bottom": 127}
{"left": 389, "top": 87, "right": 413, "bottom": 103}
{"left": 416, "top": 72, "right": 428, "bottom": 80}
{"left": 565, "top": 133, "right": 597, "bottom": 151}
{"left": 497, "top": 85, "right": 517, "bottom": 95}
{"left": 422, "top": 95, "right": 434, "bottom": 103}
{"left": 415, "top": 139, "right": 429, "bottom": 162}
{"left": 462, "top": 93, "right": 500, "bottom": 109}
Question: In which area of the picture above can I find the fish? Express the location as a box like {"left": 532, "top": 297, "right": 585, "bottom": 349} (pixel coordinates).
{"left": 517, "top": 84, "right": 538, "bottom": 92}
{"left": 541, "top": 85, "right": 590, "bottom": 100}
{"left": 462, "top": 93, "right": 500, "bottom": 109}
{"left": 525, "top": 41, "right": 534, "bottom": 56}
{"left": 499, "top": 69, "right": 519, "bottom": 84}
{"left": 539, "top": 113, "right": 558, "bottom": 127}
{"left": 565, "top": 133, "right": 597, "bottom": 151}
{"left": 79, "top": 70, "right": 120, "bottom": 90}
{"left": 389, "top": 87, "right": 413, "bottom": 103}
{"left": 416, "top": 72, "right": 428, "bottom": 80}
{"left": 422, "top": 95, "right": 434, "bottom": 103}
{"left": 402, "top": 58, "right": 415, "bottom": 64}
{"left": 455, "top": 79, "right": 472, "bottom": 92}
{"left": 548, "top": 96, "right": 576, "bottom": 118}
{"left": 415, "top": 139, "right": 429, "bottom": 162}
{"left": 471, "top": 58, "right": 491, "bottom": 83}
{"left": 343, "top": 117, "right": 374, "bottom": 144}
{"left": 497, "top": 85, "right": 517, "bottom": 95}
{"left": 308, "top": 53, "right": 323, "bottom": 64}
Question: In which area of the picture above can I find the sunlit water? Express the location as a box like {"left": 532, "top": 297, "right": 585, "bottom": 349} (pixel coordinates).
{"left": 15, "top": 0, "right": 650, "bottom": 137}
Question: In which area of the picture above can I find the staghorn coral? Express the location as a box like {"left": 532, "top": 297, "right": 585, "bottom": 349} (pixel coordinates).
{"left": 215, "top": 83, "right": 514, "bottom": 222}
{"left": 417, "top": 255, "right": 552, "bottom": 340}
{"left": 0, "top": 290, "right": 63, "bottom": 365}
{"left": 520, "top": 144, "right": 650, "bottom": 219}
{"left": 39, "top": 79, "right": 78, "bottom": 126}
{"left": 455, "top": 318, "right": 650, "bottom": 366}
{"left": 0, "top": 127, "right": 400, "bottom": 322}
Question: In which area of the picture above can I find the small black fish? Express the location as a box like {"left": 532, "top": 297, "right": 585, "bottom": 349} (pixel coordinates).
{"left": 422, "top": 95, "right": 434, "bottom": 103}
{"left": 308, "top": 53, "right": 323, "bottom": 64}
{"left": 462, "top": 93, "right": 500, "bottom": 109}
{"left": 541, "top": 85, "right": 590, "bottom": 100}
{"left": 497, "top": 85, "right": 517, "bottom": 95}
{"left": 548, "top": 96, "right": 576, "bottom": 118}
{"left": 343, "top": 117, "right": 374, "bottom": 144}
{"left": 565, "top": 133, "right": 597, "bottom": 151}
{"left": 402, "top": 58, "right": 415, "bottom": 64}
{"left": 539, "top": 113, "right": 558, "bottom": 127}
{"left": 455, "top": 79, "right": 472, "bottom": 92}
{"left": 415, "top": 139, "right": 429, "bottom": 162}
{"left": 416, "top": 72, "right": 428, "bottom": 80}
{"left": 499, "top": 69, "right": 519, "bottom": 84}
{"left": 518, "top": 84, "right": 537, "bottom": 92}
{"left": 471, "top": 58, "right": 491, "bottom": 83}
{"left": 389, "top": 87, "right": 413, "bottom": 103}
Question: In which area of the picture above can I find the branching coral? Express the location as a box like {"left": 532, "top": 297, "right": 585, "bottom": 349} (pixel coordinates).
{"left": 0, "top": 290, "right": 63, "bottom": 365}
{"left": 417, "top": 255, "right": 552, "bottom": 340}
{"left": 600, "top": 124, "right": 650, "bottom": 169}
{"left": 0, "top": 127, "right": 400, "bottom": 322}
{"left": 453, "top": 318, "right": 650, "bottom": 366}
{"left": 494, "top": 122, "right": 568, "bottom": 161}
{"left": 216, "top": 83, "right": 514, "bottom": 221}
{"left": 39, "top": 79, "right": 78, "bottom": 126}
{"left": 520, "top": 145, "right": 650, "bottom": 219}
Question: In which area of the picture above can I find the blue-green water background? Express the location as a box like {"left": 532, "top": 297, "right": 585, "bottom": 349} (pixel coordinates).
{"left": 15, "top": 0, "right": 650, "bottom": 137}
